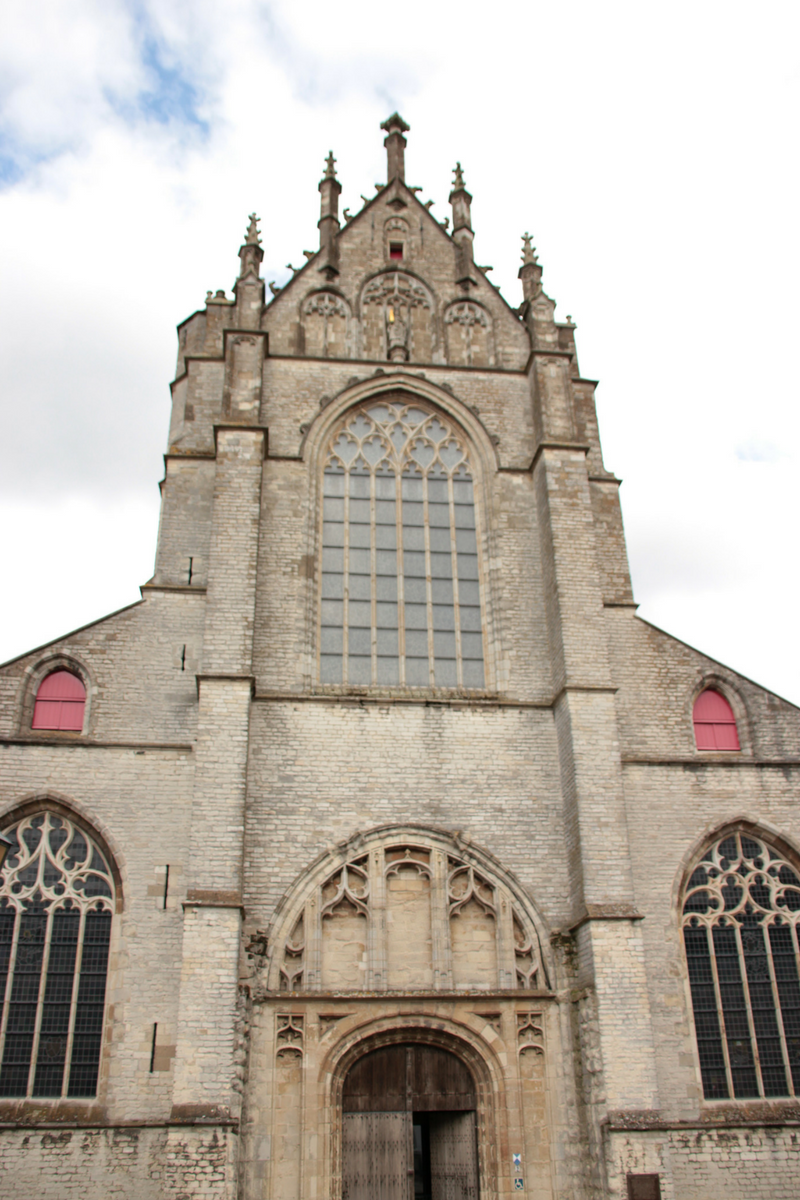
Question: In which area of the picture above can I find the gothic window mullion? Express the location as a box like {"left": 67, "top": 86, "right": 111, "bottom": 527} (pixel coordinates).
{"left": 421, "top": 472, "right": 435, "bottom": 687}
{"left": 705, "top": 922, "right": 734, "bottom": 1098}
{"left": 732, "top": 920, "right": 766, "bottom": 1097}
{"left": 764, "top": 920, "right": 795, "bottom": 1097}
{"left": 0, "top": 910, "right": 20, "bottom": 1066}
{"left": 342, "top": 468, "right": 351, "bottom": 686}
{"left": 61, "top": 912, "right": 87, "bottom": 1098}
{"left": 370, "top": 469, "right": 378, "bottom": 685}
{"left": 448, "top": 473, "right": 464, "bottom": 688}
{"left": 395, "top": 468, "right": 407, "bottom": 686}
{"left": 25, "top": 908, "right": 54, "bottom": 1096}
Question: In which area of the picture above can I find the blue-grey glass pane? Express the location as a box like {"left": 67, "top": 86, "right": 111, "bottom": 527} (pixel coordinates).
{"left": 321, "top": 627, "right": 343, "bottom": 653}
{"left": 405, "top": 630, "right": 429, "bottom": 657}
{"left": 376, "top": 576, "right": 398, "bottom": 601}
{"left": 462, "top": 659, "right": 485, "bottom": 688}
{"left": 349, "top": 474, "right": 370, "bottom": 498}
{"left": 348, "top": 574, "right": 371, "bottom": 600}
{"left": 348, "top": 600, "right": 372, "bottom": 627}
{"left": 323, "top": 522, "right": 344, "bottom": 546}
{"left": 459, "top": 605, "right": 482, "bottom": 631}
{"left": 322, "top": 574, "right": 344, "bottom": 599}
{"left": 429, "top": 527, "right": 451, "bottom": 552}
{"left": 404, "top": 551, "right": 426, "bottom": 577}
{"left": 377, "top": 629, "right": 398, "bottom": 656}
{"left": 452, "top": 480, "right": 473, "bottom": 504}
{"left": 428, "top": 503, "right": 450, "bottom": 528}
{"left": 404, "top": 577, "right": 426, "bottom": 602}
{"left": 375, "top": 475, "right": 396, "bottom": 499}
{"left": 455, "top": 528, "right": 477, "bottom": 553}
{"left": 403, "top": 502, "right": 424, "bottom": 526}
{"left": 323, "top": 547, "right": 343, "bottom": 573}
{"left": 376, "top": 550, "right": 398, "bottom": 574}
{"left": 458, "top": 554, "right": 479, "bottom": 581}
{"left": 324, "top": 498, "right": 345, "bottom": 521}
{"left": 321, "top": 600, "right": 344, "bottom": 626}
{"left": 348, "top": 656, "right": 371, "bottom": 684}
{"left": 434, "top": 659, "right": 457, "bottom": 687}
{"left": 404, "top": 604, "right": 428, "bottom": 630}
{"left": 402, "top": 526, "right": 425, "bottom": 551}
{"left": 376, "top": 500, "right": 396, "bottom": 524}
{"left": 376, "top": 603, "right": 398, "bottom": 628}
{"left": 461, "top": 632, "right": 484, "bottom": 659}
{"left": 433, "top": 631, "right": 456, "bottom": 658}
{"left": 459, "top": 580, "right": 480, "bottom": 606}
{"left": 432, "top": 605, "right": 455, "bottom": 630}
{"left": 320, "top": 655, "right": 342, "bottom": 682}
{"left": 402, "top": 476, "right": 423, "bottom": 500}
{"left": 349, "top": 498, "right": 370, "bottom": 524}
{"left": 350, "top": 524, "right": 371, "bottom": 548}
{"left": 324, "top": 471, "right": 346, "bottom": 497}
{"left": 431, "top": 553, "right": 452, "bottom": 579}
{"left": 431, "top": 578, "right": 454, "bottom": 604}
{"left": 377, "top": 658, "right": 400, "bottom": 685}
{"left": 427, "top": 479, "right": 448, "bottom": 503}
{"left": 376, "top": 526, "right": 397, "bottom": 550}
{"left": 405, "top": 658, "right": 430, "bottom": 686}
{"left": 349, "top": 627, "right": 371, "bottom": 655}
{"left": 454, "top": 506, "right": 476, "bottom": 529}
{"left": 349, "top": 548, "right": 371, "bottom": 574}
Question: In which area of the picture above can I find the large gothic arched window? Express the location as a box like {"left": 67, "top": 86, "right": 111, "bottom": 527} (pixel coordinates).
{"left": 0, "top": 811, "right": 115, "bottom": 1099}
{"left": 682, "top": 830, "right": 800, "bottom": 1099}
{"left": 319, "top": 397, "right": 486, "bottom": 689}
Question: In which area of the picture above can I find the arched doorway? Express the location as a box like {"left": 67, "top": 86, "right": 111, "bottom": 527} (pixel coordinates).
{"left": 342, "top": 1043, "right": 479, "bottom": 1200}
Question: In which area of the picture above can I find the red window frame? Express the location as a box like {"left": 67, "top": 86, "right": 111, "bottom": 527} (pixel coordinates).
{"left": 32, "top": 670, "right": 86, "bottom": 732}
{"left": 692, "top": 689, "right": 740, "bottom": 751}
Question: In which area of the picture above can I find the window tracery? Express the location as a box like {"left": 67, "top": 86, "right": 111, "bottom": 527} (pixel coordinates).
{"left": 0, "top": 811, "right": 114, "bottom": 1098}
{"left": 682, "top": 830, "right": 800, "bottom": 1099}
{"left": 319, "top": 398, "right": 485, "bottom": 690}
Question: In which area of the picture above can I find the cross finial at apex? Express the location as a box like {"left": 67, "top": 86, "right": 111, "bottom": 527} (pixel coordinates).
{"left": 452, "top": 162, "right": 466, "bottom": 190}
{"left": 245, "top": 213, "right": 261, "bottom": 246}
{"left": 521, "top": 232, "right": 538, "bottom": 265}
{"left": 380, "top": 112, "right": 410, "bottom": 134}
{"left": 324, "top": 151, "right": 337, "bottom": 180}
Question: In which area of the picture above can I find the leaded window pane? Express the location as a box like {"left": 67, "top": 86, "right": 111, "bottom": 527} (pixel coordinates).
{"left": 319, "top": 400, "right": 486, "bottom": 688}
{"left": 0, "top": 812, "right": 114, "bottom": 1099}
{"left": 682, "top": 831, "right": 800, "bottom": 1099}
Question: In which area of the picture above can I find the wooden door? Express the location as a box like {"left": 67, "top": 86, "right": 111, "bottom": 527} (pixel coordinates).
{"left": 342, "top": 1111, "right": 413, "bottom": 1200}
{"left": 429, "top": 1112, "right": 478, "bottom": 1200}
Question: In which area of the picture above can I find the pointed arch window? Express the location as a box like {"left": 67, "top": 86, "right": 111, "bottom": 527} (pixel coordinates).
{"left": 319, "top": 398, "right": 486, "bottom": 689}
{"left": 682, "top": 830, "right": 800, "bottom": 1099}
{"left": 0, "top": 812, "right": 114, "bottom": 1098}
{"left": 32, "top": 671, "right": 86, "bottom": 732}
{"left": 693, "top": 689, "right": 740, "bottom": 751}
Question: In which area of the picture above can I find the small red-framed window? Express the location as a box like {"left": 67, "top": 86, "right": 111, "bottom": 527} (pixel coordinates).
{"left": 32, "top": 670, "right": 86, "bottom": 731}
{"left": 693, "top": 689, "right": 740, "bottom": 751}
{"left": 389, "top": 242, "right": 403, "bottom": 260}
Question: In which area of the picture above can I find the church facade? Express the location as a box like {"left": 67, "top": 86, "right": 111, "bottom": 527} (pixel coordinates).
{"left": 1, "top": 114, "right": 799, "bottom": 1200}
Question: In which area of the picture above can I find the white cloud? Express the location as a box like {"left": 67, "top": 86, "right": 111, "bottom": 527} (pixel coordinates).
{"left": 1, "top": 0, "right": 799, "bottom": 702}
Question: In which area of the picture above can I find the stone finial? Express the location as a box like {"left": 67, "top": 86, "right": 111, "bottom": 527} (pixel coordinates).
{"left": 381, "top": 112, "right": 409, "bottom": 182}
{"left": 318, "top": 149, "right": 342, "bottom": 278}
{"left": 245, "top": 213, "right": 261, "bottom": 246}
{"left": 452, "top": 162, "right": 465, "bottom": 191}
{"left": 521, "top": 232, "right": 538, "bottom": 265}
{"left": 324, "top": 151, "right": 337, "bottom": 180}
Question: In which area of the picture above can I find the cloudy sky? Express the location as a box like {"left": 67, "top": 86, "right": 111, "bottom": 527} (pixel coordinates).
{"left": 2, "top": 1, "right": 799, "bottom": 702}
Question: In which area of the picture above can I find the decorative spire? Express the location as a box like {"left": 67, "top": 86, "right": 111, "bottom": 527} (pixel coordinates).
{"left": 521, "top": 232, "right": 538, "bottom": 265}
{"left": 245, "top": 213, "right": 261, "bottom": 246}
{"left": 324, "top": 150, "right": 337, "bottom": 180}
{"left": 452, "top": 162, "right": 465, "bottom": 190}
{"left": 380, "top": 112, "right": 409, "bottom": 183}
{"left": 449, "top": 161, "right": 475, "bottom": 287}
{"left": 318, "top": 150, "right": 342, "bottom": 279}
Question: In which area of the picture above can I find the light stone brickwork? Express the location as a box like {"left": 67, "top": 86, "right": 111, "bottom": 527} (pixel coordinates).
{"left": 0, "top": 113, "right": 798, "bottom": 1199}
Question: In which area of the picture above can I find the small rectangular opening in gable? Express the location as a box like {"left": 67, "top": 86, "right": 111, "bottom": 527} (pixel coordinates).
{"left": 389, "top": 243, "right": 404, "bottom": 260}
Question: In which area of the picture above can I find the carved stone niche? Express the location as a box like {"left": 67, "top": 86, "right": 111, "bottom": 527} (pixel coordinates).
{"left": 444, "top": 301, "right": 495, "bottom": 368}
{"left": 262, "top": 828, "right": 550, "bottom": 996}
{"left": 302, "top": 290, "right": 352, "bottom": 359}
{"left": 360, "top": 272, "right": 435, "bottom": 364}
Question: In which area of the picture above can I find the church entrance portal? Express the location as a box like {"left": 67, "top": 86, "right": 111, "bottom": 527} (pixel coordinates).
{"left": 342, "top": 1044, "right": 479, "bottom": 1200}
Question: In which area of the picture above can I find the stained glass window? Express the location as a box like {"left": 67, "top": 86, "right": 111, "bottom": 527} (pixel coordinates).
{"left": 0, "top": 812, "right": 114, "bottom": 1098}
{"left": 682, "top": 831, "right": 800, "bottom": 1099}
{"left": 319, "top": 399, "right": 485, "bottom": 689}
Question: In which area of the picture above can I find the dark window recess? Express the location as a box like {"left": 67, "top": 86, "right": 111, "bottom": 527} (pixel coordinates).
{"left": 627, "top": 1175, "right": 661, "bottom": 1200}
{"left": 163, "top": 865, "right": 170, "bottom": 910}
{"left": 389, "top": 242, "right": 404, "bottom": 260}
{"left": 149, "top": 1023, "right": 158, "bottom": 1073}
{"left": 180, "top": 645, "right": 186, "bottom": 671}
{"left": 187, "top": 556, "right": 194, "bottom": 585}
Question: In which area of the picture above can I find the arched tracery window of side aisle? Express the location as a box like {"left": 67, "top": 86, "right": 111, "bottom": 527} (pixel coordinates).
{"left": 319, "top": 397, "right": 486, "bottom": 689}
{"left": 0, "top": 811, "right": 115, "bottom": 1099}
